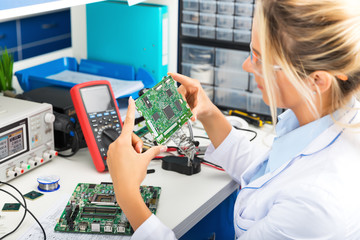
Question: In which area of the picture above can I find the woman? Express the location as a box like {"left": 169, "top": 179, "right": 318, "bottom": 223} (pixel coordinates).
{"left": 106, "top": 0, "right": 360, "bottom": 239}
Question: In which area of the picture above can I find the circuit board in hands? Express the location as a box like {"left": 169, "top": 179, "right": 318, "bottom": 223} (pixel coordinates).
{"left": 135, "top": 75, "right": 193, "bottom": 144}
{"left": 54, "top": 183, "right": 161, "bottom": 235}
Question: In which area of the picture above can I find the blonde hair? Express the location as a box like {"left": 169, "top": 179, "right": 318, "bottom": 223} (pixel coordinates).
{"left": 255, "top": 0, "right": 360, "bottom": 125}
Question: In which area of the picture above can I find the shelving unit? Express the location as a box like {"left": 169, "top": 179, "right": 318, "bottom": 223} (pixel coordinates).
{"left": 178, "top": 0, "right": 277, "bottom": 117}
{"left": 0, "top": 0, "right": 104, "bottom": 22}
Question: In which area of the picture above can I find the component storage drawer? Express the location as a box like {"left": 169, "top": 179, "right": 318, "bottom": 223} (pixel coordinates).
{"left": 20, "top": 10, "right": 71, "bottom": 44}
{"left": 217, "top": 2, "right": 235, "bottom": 15}
{"left": 215, "top": 48, "right": 249, "bottom": 68}
{"left": 214, "top": 87, "right": 248, "bottom": 110}
{"left": 216, "top": 15, "right": 234, "bottom": 28}
{"left": 182, "top": 62, "right": 214, "bottom": 85}
{"left": 247, "top": 93, "right": 270, "bottom": 115}
{"left": 234, "top": 16, "right": 252, "bottom": 30}
{"left": 22, "top": 37, "right": 71, "bottom": 59}
{"left": 215, "top": 67, "right": 249, "bottom": 90}
{"left": 182, "top": 44, "right": 215, "bottom": 65}
{"left": 183, "top": 0, "right": 199, "bottom": 11}
{"left": 199, "top": 26, "right": 216, "bottom": 39}
{"left": 0, "top": 21, "right": 17, "bottom": 49}
{"left": 183, "top": 10, "right": 200, "bottom": 24}
{"left": 216, "top": 28, "right": 233, "bottom": 41}
{"left": 234, "top": 29, "right": 251, "bottom": 43}
{"left": 182, "top": 23, "right": 198, "bottom": 37}
{"left": 235, "top": 0, "right": 253, "bottom": 3}
{"left": 200, "top": 13, "right": 216, "bottom": 26}
{"left": 234, "top": 3, "right": 254, "bottom": 16}
{"left": 199, "top": 0, "right": 217, "bottom": 13}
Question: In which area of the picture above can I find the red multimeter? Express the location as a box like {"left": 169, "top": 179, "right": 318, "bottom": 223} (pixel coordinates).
{"left": 70, "top": 80, "right": 123, "bottom": 172}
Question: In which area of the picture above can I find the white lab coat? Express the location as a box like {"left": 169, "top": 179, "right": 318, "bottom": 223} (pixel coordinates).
{"left": 132, "top": 100, "right": 360, "bottom": 240}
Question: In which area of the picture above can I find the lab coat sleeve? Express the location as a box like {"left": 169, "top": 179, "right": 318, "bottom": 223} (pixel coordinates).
{"left": 131, "top": 214, "right": 177, "bottom": 240}
{"left": 204, "top": 127, "right": 256, "bottom": 184}
{"left": 238, "top": 184, "right": 345, "bottom": 240}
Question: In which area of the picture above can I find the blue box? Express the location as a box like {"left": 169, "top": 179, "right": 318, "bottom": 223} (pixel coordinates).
{"left": 86, "top": 2, "right": 168, "bottom": 84}
{"left": 15, "top": 57, "right": 155, "bottom": 99}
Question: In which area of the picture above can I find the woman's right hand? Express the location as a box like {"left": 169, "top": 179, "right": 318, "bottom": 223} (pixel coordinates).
{"left": 169, "top": 72, "right": 217, "bottom": 122}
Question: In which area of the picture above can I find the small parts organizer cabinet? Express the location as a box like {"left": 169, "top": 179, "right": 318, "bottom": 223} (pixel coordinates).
{"left": 0, "top": 9, "right": 71, "bottom": 61}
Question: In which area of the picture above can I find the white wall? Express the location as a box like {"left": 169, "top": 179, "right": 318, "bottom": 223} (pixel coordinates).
{"left": 71, "top": 0, "right": 179, "bottom": 73}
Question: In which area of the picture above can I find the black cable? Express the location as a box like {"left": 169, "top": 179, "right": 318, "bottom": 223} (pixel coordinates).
{"left": 0, "top": 182, "right": 27, "bottom": 239}
{"left": 233, "top": 126, "right": 257, "bottom": 141}
{"left": 0, "top": 183, "right": 46, "bottom": 240}
{"left": 201, "top": 159, "right": 223, "bottom": 169}
{"left": 58, "top": 127, "right": 80, "bottom": 157}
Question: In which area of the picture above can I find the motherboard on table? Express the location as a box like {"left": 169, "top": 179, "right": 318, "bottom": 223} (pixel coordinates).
{"left": 54, "top": 183, "right": 161, "bottom": 235}
{"left": 135, "top": 75, "right": 193, "bottom": 145}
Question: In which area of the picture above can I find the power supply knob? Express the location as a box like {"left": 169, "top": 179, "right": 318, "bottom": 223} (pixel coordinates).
{"left": 49, "top": 150, "right": 58, "bottom": 157}
{"left": 7, "top": 170, "right": 17, "bottom": 177}
{"left": 21, "top": 163, "right": 30, "bottom": 170}
{"left": 44, "top": 113, "right": 55, "bottom": 124}
{"left": 35, "top": 157, "right": 44, "bottom": 164}
{"left": 14, "top": 167, "right": 24, "bottom": 175}
{"left": 43, "top": 152, "right": 51, "bottom": 161}
{"left": 28, "top": 159, "right": 37, "bottom": 167}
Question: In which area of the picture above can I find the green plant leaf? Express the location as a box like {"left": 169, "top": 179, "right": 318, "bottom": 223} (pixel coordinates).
{"left": 0, "top": 47, "right": 14, "bottom": 91}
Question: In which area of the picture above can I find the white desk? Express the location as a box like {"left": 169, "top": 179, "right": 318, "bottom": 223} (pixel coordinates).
{"left": 0, "top": 123, "right": 273, "bottom": 239}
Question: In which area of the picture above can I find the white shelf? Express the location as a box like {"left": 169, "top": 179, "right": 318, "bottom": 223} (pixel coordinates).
{"left": 0, "top": 0, "right": 104, "bottom": 22}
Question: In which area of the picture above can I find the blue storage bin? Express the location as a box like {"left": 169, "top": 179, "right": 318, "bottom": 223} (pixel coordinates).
{"left": 0, "top": 21, "right": 17, "bottom": 49}
{"left": 20, "top": 10, "right": 71, "bottom": 44}
{"left": 15, "top": 57, "right": 155, "bottom": 99}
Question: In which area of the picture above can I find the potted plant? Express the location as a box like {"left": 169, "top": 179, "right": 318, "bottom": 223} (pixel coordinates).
{"left": 0, "top": 47, "right": 14, "bottom": 93}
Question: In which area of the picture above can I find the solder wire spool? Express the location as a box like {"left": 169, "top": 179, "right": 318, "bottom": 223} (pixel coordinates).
{"left": 37, "top": 175, "right": 60, "bottom": 192}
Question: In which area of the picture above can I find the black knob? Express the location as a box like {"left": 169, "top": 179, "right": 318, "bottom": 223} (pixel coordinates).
{"left": 101, "top": 128, "right": 119, "bottom": 149}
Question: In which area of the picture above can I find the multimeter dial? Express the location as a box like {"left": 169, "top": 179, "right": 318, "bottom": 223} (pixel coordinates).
{"left": 89, "top": 111, "right": 121, "bottom": 157}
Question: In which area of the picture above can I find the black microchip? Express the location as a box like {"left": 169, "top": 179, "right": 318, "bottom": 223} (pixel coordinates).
{"left": 166, "top": 89, "right": 173, "bottom": 97}
{"left": 88, "top": 184, "right": 96, "bottom": 189}
{"left": 174, "top": 100, "right": 182, "bottom": 111}
{"left": 152, "top": 112, "right": 160, "bottom": 121}
{"left": 24, "top": 190, "right": 44, "bottom": 200}
{"left": 2, "top": 203, "right": 21, "bottom": 211}
{"left": 163, "top": 105, "right": 175, "bottom": 120}
{"left": 143, "top": 96, "right": 152, "bottom": 108}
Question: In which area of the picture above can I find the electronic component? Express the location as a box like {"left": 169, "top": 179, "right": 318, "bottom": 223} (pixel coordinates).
{"left": 0, "top": 96, "right": 57, "bottom": 183}
{"left": 174, "top": 100, "right": 182, "bottom": 111}
{"left": 23, "top": 190, "right": 44, "bottom": 200}
{"left": 2, "top": 203, "right": 21, "bottom": 211}
{"left": 90, "top": 194, "right": 117, "bottom": 206}
{"left": 91, "top": 221, "right": 101, "bottom": 232}
{"left": 78, "top": 222, "right": 88, "bottom": 231}
{"left": 104, "top": 221, "right": 113, "bottom": 232}
{"left": 166, "top": 89, "right": 173, "bottom": 97}
{"left": 135, "top": 75, "right": 193, "bottom": 145}
{"left": 54, "top": 183, "right": 161, "bottom": 235}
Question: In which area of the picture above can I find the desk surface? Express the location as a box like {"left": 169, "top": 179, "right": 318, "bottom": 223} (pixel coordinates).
{"left": 0, "top": 123, "right": 273, "bottom": 239}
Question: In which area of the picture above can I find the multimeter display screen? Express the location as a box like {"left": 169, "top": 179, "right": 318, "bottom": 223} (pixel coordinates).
{"left": 80, "top": 85, "right": 114, "bottom": 113}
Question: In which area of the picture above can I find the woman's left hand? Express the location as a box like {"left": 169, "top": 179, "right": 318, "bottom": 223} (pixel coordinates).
{"left": 107, "top": 97, "right": 166, "bottom": 202}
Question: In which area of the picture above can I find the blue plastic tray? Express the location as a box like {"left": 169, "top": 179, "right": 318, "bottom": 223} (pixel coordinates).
{"left": 15, "top": 57, "right": 156, "bottom": 99}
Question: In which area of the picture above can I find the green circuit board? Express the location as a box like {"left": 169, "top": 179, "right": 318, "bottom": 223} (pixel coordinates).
{"left": 54, "top": 183, "right": 161, "bottom": 235}
{"left": 135, "top": 75, "right": 193, "bottom": 144}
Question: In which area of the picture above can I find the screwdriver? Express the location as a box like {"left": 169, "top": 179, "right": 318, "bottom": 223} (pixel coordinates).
{"left": 229, "top": 110, "right": 264, "bottom": 127}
